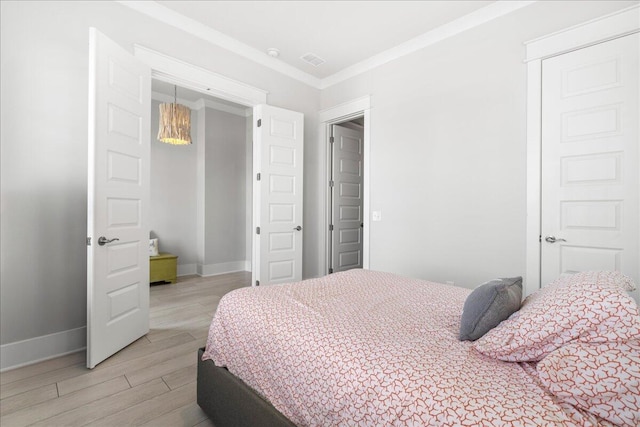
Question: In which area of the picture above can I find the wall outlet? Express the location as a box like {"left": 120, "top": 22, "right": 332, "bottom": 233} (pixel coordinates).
{"left": 372, "top": 211, "right": 382, "bottom": 221}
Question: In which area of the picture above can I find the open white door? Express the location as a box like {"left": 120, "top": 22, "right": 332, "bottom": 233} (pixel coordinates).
{"left": 87, "top": 28, "right": 151, "bottom": 368}
{"left": 541, "top": 33, "right": 639, "bottom": 300}
{"left": 330, "top": 124, "right": 364, "bottom": 273}
{"left": 253, "top": 105, "right": 304, "bottom": 286}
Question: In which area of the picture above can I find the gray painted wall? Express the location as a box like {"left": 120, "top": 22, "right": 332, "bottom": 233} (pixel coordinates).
{"left": 150, "top": 100, "right": 248, "bottom": 274}
{"left": 150, "top": 99, "right": 199, "bottom": 269}
{"left": 203, "top": 108, "right": 247, "bottom": 267}
{"left": 0, "top": 0, "right": 319, "bottom": 347}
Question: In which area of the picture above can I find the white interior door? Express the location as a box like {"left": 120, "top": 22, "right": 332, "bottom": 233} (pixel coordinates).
{"left": 87, "top": 28, "right": 151, "bottom": 368}
{"left": 330, "top": 124, "right": 364, "bottom": 272}
{"left": 253, "top": 105, "right": 304, "bottom": 286}
{"left": 541, "top": 33, "right": 639, "bottom": 300}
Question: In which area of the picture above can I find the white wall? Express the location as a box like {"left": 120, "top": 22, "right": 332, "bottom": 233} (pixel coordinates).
{"left": 0, "top": 1, "right": 320, "bottom": 362}
{"left": 320, "top": 0, "right": 637, "bottom": 289}
{"left": 150, "top": 99, "right": 199, "bottom": 273}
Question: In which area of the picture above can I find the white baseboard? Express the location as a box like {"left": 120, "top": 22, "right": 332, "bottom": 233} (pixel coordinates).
{"left": 199, "top": 260, "right": 250, "bottom": 277}
{"left": 1, "top": 261, "right": 251, "bottom": 372}
{"left": 177, "top": 262, "right": 250, "bottom": 278}
{"left": 0, "top": 327, "right": 86, "bottom": 372}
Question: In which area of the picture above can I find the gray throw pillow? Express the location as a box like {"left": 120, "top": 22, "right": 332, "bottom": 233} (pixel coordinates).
{"left": 459, "top": 277, "right": 523, "bottom": 341}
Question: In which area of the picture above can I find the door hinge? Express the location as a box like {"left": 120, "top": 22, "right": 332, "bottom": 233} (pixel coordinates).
{"left": 256, "top": 227, "right": 261, "bottom": 235}
{"left": 329, "top": 136, "right": 334, "bottom": 143}
{"left": 329, "top": 180, "right": 334, "bottom": 187}
{"left": 539, "top": 235, "right": 542, "bottom": 243}
{"left": 329, "top": 268, "right": 334, "bottom": 274}
{"left": 86, "top": 237, "right": 91, "bottom": 246}
{"left": 257, "top": 119, "right": 262, "bottom": 127}
{"left": 329, "top": 224, "right": 334, "bottom": 231}
{"left": 255, "top": 280, "right": 260, "bottom": 286}
{"left": 257, "top": 173, "right": 261, "bottom": 181}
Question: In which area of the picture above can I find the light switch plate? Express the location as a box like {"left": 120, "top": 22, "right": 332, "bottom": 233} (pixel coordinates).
{"left": 372, "top": 211, "right": 382, "bottom": 221}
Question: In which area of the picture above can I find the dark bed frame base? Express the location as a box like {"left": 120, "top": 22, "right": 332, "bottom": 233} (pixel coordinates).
{"left": 197, "top": 348, "right": 297, "bottom": 427}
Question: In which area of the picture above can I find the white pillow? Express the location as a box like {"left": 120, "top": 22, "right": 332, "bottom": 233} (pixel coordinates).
{"left": 472, "top": 275, "right": 640, "bottom": 361}
{"left": 149, "top": 238, "right": 159, "bottom": 256}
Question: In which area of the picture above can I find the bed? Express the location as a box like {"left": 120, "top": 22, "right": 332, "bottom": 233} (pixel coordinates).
{"left": 197, "top": 269, "right": 640, "bottom": 426}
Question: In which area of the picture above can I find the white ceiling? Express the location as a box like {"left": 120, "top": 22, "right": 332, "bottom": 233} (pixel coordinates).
{"left": 121, "top": 1, "right": 537, "bottom": 88}
{"left": 156, "top": 1, "right": 493, "bottom": 78}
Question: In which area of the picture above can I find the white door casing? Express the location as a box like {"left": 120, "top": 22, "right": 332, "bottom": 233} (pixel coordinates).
{"left": 253, "top": 105, "right": 304, "bottom": 285}
{"left": 540, "top": 33, "right": 639, "bottom": 298}
{"left": 331, "top": 124, "right": 364, "bottom": 272}
{"left": 319, "top": 96, "right": 371, "bottom": 275}
{"left": 87, "top": 28, "right": 151, "bottom": 368}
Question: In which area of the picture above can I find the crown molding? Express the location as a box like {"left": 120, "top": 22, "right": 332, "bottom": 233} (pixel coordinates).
{"left": 117, "top": 1, "right": 321, "bottom": 88}
{"left": 119, "top": 0, "right": 537, "bottom": 90}
{"left": 319, "top": 1, "right": 537, "bottom": 89}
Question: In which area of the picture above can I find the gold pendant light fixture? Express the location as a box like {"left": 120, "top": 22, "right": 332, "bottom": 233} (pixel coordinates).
{"left": 157, "top": 85, "right": 192, "bottom": 145}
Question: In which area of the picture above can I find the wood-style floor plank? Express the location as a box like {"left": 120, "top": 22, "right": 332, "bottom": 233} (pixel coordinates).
{"left": 89, "top": 382, "right": 197, "bottom": 427}
{"left": 95, "top": 333, "right": 194, "bottom": 371}
{"left": 0, "top": 272, "right": 250, "bottom": 426}
{"left": 0, "top": 352, "right": 85, "bottom": 386}
{"left": 56, "top": 339, "right": 199, "bottom": 397}
{"left": 1, "top": 376, "right": 130, "bottom": 427}
{"left": 125, "top": 350, "right": 196, "bottom": 387}
{"left": 146, "top": 327, "right": 195, "bottom": 343}
{"left": 30, "top": 378, "right": 170, "bottom": 427}
{"left": 0, "top": 363, "right": 86, "bottom": 400}
{"left": 188, "top": 327, "right": 211, "bottom": 342}
{"left": 139, "top": 401, "right": 209, "bottom": 427}
{"left": 0, "top": 384, "right": 58, "bottom": 417}
{"left": 162, "top": 364, "right": 196, "bottom": 391}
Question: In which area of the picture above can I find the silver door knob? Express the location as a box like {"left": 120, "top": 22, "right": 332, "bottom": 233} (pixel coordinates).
{"left": 545, "top": 236, "right": 566, "bottom": 243}
{"left": 293, "top": 226, "right": 302, "bottom": 231}
{"left": 98, "top": 236, "right": 120, "bottom": 246}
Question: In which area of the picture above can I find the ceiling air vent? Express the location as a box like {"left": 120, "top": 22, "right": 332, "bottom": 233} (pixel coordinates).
{"left": 300, "top": 52, "right": 325, "bottom": 67}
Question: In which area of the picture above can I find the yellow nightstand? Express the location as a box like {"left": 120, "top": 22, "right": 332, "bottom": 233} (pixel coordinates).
{"left": 150, "top": 252, "right": 178, "bottom": 284}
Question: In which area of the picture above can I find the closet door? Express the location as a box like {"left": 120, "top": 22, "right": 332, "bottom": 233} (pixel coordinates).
{"left": 540, "top": 33, "right": 639, "bottom": 298}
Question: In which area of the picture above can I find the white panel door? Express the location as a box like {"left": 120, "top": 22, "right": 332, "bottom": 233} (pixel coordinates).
{"left": 541, "top": 33, "right": 639, "bottom": 300}
{"left": 87, "top": 28, "right": 151, "bottom": 368}
{"left": 331, "top": 124, "right": 364, "bottom": 272}
{"left": 254, "top": 105, "right": 304, "bottom": 285}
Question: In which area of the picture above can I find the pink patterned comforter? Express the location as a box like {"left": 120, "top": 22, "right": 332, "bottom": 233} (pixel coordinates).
{"left": 202, "top": 269, "right": 610, "bottom": 426}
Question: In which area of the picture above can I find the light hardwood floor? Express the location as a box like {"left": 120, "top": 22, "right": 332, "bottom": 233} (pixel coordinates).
{"left": 0, "top": 271, "right": 251, "bottom": 427}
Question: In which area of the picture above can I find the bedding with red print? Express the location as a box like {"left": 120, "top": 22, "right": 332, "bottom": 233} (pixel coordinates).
{"left": 537, "top": 341, "right": 640, "bottom": 427}
{"left": 473, "top": 271, "right": 640, "bottom": 362}
{"left": 202, "top": 269, "right": 618, "bottom": 426}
